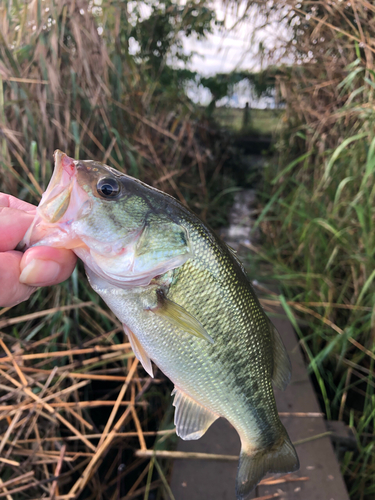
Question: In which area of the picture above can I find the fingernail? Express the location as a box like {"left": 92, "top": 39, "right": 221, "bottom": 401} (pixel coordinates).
{"left": 19, "top": 259, "right": 61, "bottom": 286}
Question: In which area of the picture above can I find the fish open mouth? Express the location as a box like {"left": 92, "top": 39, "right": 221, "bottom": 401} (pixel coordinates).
{"left": 38, "top": 150, "right": 77, "bottom": 223}
{"left": 20, "top": 150, "right": 90, "bottom": 250}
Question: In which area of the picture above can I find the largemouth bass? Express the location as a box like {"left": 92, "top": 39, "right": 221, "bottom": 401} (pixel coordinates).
{"left": 23, "top": 150, "right": 299, "bottom": 499}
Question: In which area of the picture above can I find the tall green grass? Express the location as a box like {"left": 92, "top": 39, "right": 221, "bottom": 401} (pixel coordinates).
{"left": 254, "top": 59, "right": 375, "bottom": 500}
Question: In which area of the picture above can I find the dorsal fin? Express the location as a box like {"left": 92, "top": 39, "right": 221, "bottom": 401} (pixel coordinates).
{"left": 172, "top": 387, "right": 219, "bottom": 440}
{"left": 226, "top": 244, "right": 247, "bottom": 274}
{"left": 269, "top": 320, "right": 291, "bottom": 390}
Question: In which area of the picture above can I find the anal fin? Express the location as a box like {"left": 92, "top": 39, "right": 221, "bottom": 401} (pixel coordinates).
{"left": 172, "top": 387, "right": 218, "bottom": 440}
{"left": 123, "top": 324, "right": 153, "bottom": 378}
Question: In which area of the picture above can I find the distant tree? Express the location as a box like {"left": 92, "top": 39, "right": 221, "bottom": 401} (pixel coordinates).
{"left": 103, "top": 0, "right": 218, "bottom": 97}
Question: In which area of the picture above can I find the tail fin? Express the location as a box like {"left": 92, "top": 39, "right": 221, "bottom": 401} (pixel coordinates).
{"left": 236, "top": 435, "right": 299, "bottom": 500}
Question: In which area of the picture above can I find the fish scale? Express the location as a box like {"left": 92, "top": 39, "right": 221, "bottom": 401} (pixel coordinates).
{"left": 24, "top": 150, "right": 299, "bottom": 500}
{"left": 166, "top": 221, "right": 281, "bottom": 442}
{"left": 89, "top": 215, "right": 284, "bottom": 447}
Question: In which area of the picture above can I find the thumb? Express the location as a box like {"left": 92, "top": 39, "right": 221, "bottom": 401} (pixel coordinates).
{"left": 20, "top": 247, "right": 77, "bottom": 287}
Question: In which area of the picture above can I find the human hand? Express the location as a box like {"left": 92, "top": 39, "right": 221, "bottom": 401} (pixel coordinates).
{"left": 0, "top": 193, "right": 77, "bottom": 307}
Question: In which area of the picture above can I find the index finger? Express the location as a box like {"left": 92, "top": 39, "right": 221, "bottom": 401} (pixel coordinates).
{"left": 0, "top": 193, "right": 37, "bottom": 214}
{"left": 0, "top": 208, "right": 35, "bottom": 252}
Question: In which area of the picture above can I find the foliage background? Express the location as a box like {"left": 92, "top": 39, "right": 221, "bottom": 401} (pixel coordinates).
{"left": 0, "top": 0, "right": 240, "bottom": 227}
{"left": 248, "top": 2, "right": 375, "bottom": 499}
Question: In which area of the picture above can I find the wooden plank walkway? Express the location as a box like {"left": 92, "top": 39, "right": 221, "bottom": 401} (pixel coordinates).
{"left": 170, "top": 310, "right": 350, "bottom": 500}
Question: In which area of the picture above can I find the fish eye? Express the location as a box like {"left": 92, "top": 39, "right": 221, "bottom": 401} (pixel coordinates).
{"left": 97, "top": 177, "right": 121, "bottom": 198}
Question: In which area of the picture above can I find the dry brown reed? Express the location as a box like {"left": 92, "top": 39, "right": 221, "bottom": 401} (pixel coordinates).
{"left": 0, "top": 294, "right": 327, "bottom": 499}
{"left": 263, "top": 0, "right": 375, "bottom": 154}
{"left": 0, "top": 302, "right": 172, "bottom": 499}
{"left": 0, "top": 0, "right": 234, "bottom": 224}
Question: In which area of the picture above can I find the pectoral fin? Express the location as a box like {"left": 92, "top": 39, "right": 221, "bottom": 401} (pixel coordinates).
{"left": 152, "top": 297, "right": 214, "bottom": 344}
{"left": 123, "top": 324, "right": 154, "bottom": 378}
{"left": 172, "top": 387, "right": 219, "bottom": 440}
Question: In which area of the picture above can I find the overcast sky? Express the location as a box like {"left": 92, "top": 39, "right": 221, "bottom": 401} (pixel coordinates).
{"left": 129, "top": 1, "right": 287, "bottom": 106}
{"left": 181, "top": 3, "right": 286, "bottom": 106}
{"left": 182, "top": 2, "right": 286, "bottom": 75}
